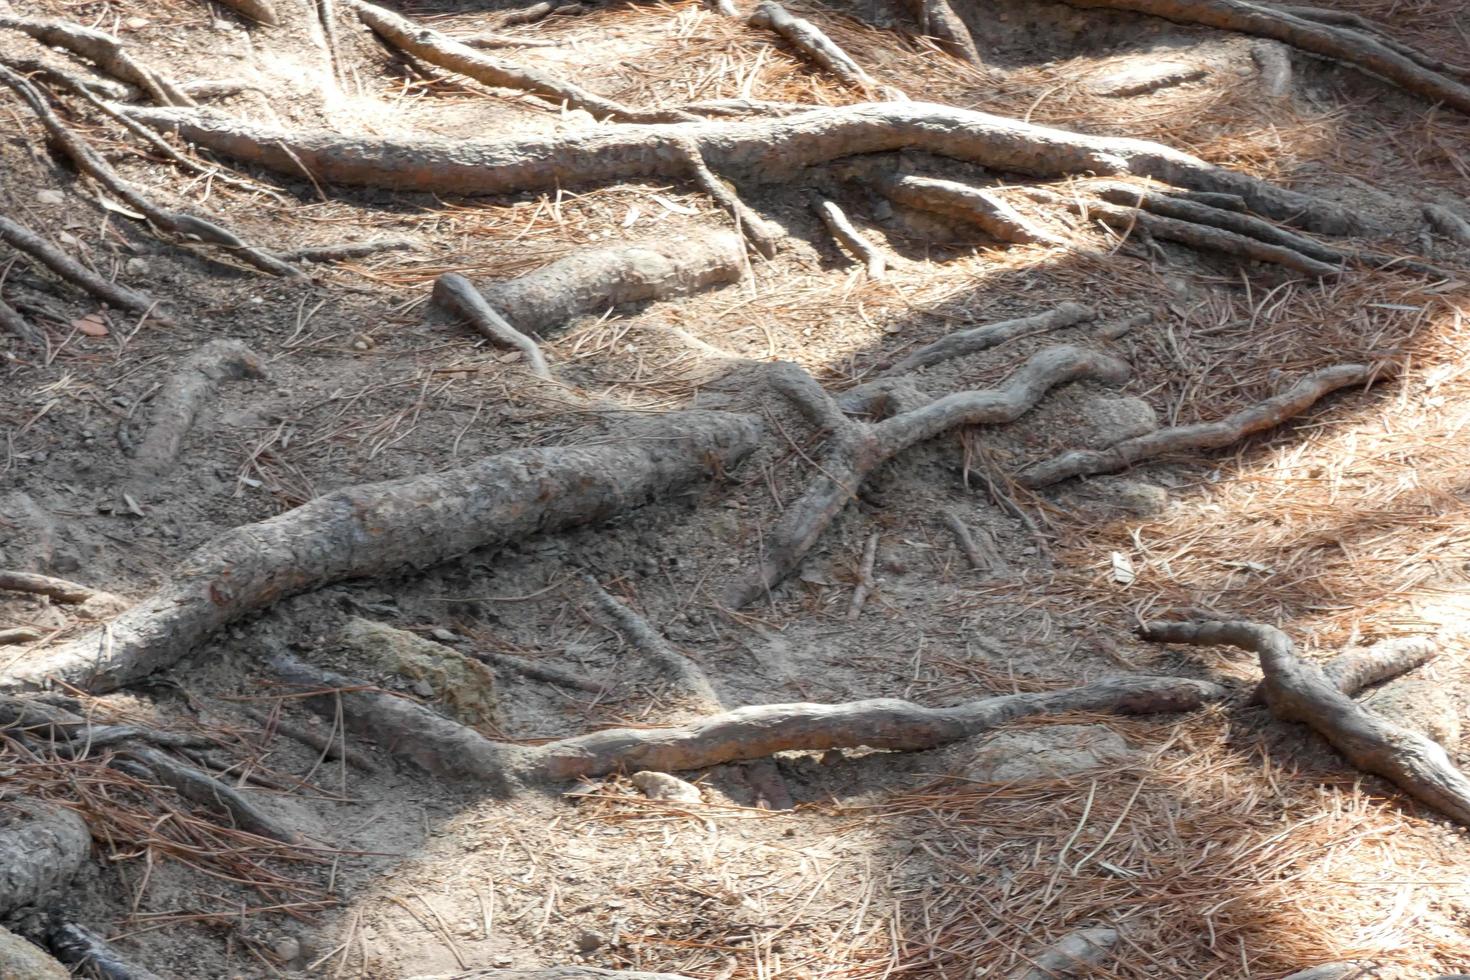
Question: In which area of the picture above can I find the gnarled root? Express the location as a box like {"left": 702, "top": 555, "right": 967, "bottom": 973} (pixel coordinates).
{"left": 1063, "top": 0, "right": 1470, "bottom": 115}
{"left": 749, "top": 1, "right": 902, "bottom": 100}
{"left": 0, "top": 15, "right": 190, "bottom": 105}
{"left": 0, "top": 800, "right": 90, "bottom": 915}
{"left": 1143, "top": 620, "right": 1470, "bottom": 826}
{"left": 1247, "top": 636, "right": 1438, "bottom": 706}
{"left": 348, "top": 0, "right": 696, "bottom": 124}
{"left": 130, "top": 341, "right": 267, "bottom": 482}
{"left": 727, "top": 345, "right": 1129, "bottom": 607}
{"left": 813, "top": 197, "right": 890, "bottom": 278}
{"left": 432, "top": 274, "right": 551, "bottom": 378}
{"left": 275, "top": 653, "right": 1224, "bottom": 786}
{"left": 121, "top": 102, "right": 1359, "bottom": 234}
{"left": 465, "top": 231, "right": 746, "bottom": 336}
{"left": 1019, "top": 362, "right": 1387, "bottom": 487}
{"left": 6, "top": 412, "right": 762, "bottom": 694}
{"left": 0, "top": 215, "right": 166, "bottom": 323}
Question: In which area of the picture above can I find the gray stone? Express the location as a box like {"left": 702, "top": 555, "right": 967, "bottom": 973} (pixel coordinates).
{"left": 631, "top": 771, "right": 702, "bottom": 805}
{"left": 0, "top": 925, "right": 69, "bottom": 979}
{"left": 1073, "top": 396, "right": 1157, "bottom": 447}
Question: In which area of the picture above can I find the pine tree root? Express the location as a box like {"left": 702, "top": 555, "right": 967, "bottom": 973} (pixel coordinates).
{"left": 671, "top": 140, "right": 782, "bottom": 257}
{"left": 1423, "top": 203, "right": 1470, "bottom": 245}
{"left": 1062, "top": 0, "right": 1470, "bottom": 114}
{"left": 1251, "top": 39, "right": 1295, "bottom": 97}
{"left": 0, "top": 800, "right": 91, "bottom": 915}
{"left": 1018, "top": 362, "right": 1384, "bottom": 487}
{"left": 0, "top": 15, "right": 191, "bottom": 106}
{"left": 900, "top": 0, "right": 982, "bottom": 65}
{"left": 0, "top": 215, "right": 166, "bottom": 323}
{"left": 275, "top": 652, "right": 1224, "bottom": 786}
{"left": 1246, "top": 636, "right": 1438, "bottom": 706}
{"left": 813, "top": 197, "right": 889, "bottom": 278}
{"left": 0, "top": 629, "right": 45, "bottom": 646}
{"left": 117, "top": 745, "right": 299, "bottom": 843}
{"left": 121, "top": 102, "right": 1359, "bottom": 234}
{"left": 584, "top": 576, "right": 721, "bottom": 709}
{"left": 243, "top": 706, "right": 378, "bottom": 771}
{"left": 0, "top": 66, "right": 298, "bottom": 279}
{"left": 845, "top": 531, "right": 880, "bottom": 621}
{"left": 432, "top": 273, "right": 551, "bottom": 378}
{"left": 728, "top": 345, "right": 1129, "bottom": 607}
{"left": 1141, "top": 620, "right": 1470, "bottom": 827}
{"left": 277, "top": 240, "right": 415, "bottom": 262}
{"left": 5, "top": 411, "right": 762, "bottom": 695}
{"left": 880, "top": 174, "right": 1063, "bottom": 245}
{"left": 748, "top": 1, "right": 900, "bottom": 99}
{"left": 1010, "top": 927, "right": 1118, "bottom": 980}
{"left": 0, "top": 570, "right": 111, "bottom": 605}
{"left": 472, "top": 651, "right": 605, "bottom": 694}
{"left": 467, "top": 230, "right": 746, "bottom": 336}
{"left": 130, "top": 340, "right": 267, "bottom": 482}
{"left": 0, "top": 296, "right": 43, "bottom": 346}
{"left": 940, "top": 508, "right": 1007, "bottom": 574}
{"left": 348, "top": 0, "right": 696, "bottom": 124}
{"left": 859, "top": 302, "right": 1094, "bottom": 383}
{"left": 209, "top": 0, "right": 281, "bottom": 27}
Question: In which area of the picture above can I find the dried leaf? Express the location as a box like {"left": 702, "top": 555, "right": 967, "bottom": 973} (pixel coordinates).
{"left": 73, "top": 313, "right": 109, "bottom": 337}
{"left": 1110, "top": 551, "right": 1136, "bottom": 586}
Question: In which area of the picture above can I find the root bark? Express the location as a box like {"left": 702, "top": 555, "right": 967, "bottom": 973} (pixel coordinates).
{"left": 7, "top": 413, "right": 761, "bottom": 694}
{"left": 901, "top": 0, "right": 982, "bottom": 65}
{"left": 0, "top": 215, "right": 165, "bottom": 322}
{"left": 1143, "top": 620, "right": 1470, "bottom": 826}
{"left": 749, "top": 1, "right": 899, "bottom": 99}
{"left": 814, "top": 198, "right": 889, "bottom": 278}
{"left": 432, "top": 273, "right": 551, "bottom": 378}
{"left": 0, "top": 15, "right": 191, "bottom": 106}
{"left": 0, "top": 800, "right": 90, "bottom": 915}
{"left": 131, "top": 340, "right": 267, "bottom": 482}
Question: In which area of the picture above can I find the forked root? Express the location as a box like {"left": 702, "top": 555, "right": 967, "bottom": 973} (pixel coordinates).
{"left": 6, "top": 413, "right": 761, "bottom": 694}
{"left": 728, "top": 345, "right": 1129, "bottom": 607}
{"left": 1019, "top": 363, "right": 1387, "bottom": 487}
{"left": 0, "top": 14, "right": 191, "bottom": 105}
{"left": 1247, "top": 636, "right": 1438, "bottom": 706}
{"left": 432, "top": 273, "right": 550, "bottom": 378}
{"left": 901, "top": 0, "right": 982, "bottom": 65}
{"left": 1143, "top": 620, "right": 1470, "bottom": 826}
{"left": 749, "top": 1, "right": 902, "bottom": 100}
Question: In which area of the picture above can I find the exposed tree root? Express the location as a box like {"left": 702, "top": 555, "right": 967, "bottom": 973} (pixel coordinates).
{"left": 472, "top": 651, "right": 605, "bottom": 694}
{"left": 210, "top": 0, "right": 281, "bottom": 27}
{"left": 277, "top": 239, "right": 414, "bottom": 262}
{"left": 0, "top": 570, "right": 111, "bottom": 605}
{"left": 0, "top": 800, "right": 90, "bottom": 915}
{"left": 275, "top": 652, "right": 1224, "bottom": 786}
{"left": 432, "top": 273, "right": 551, "bottom": 378}
{"left": 6, "top": 412, "right": 761, "bottom": 694}
{"left": 728, "top": 345, "right": 1129, "bottom": 607}
{"left": 130, "top": 340, "right": 267, "bottom": 482}
{"left": 1250, "top": 39, "right": 1294, "bottom": 96}
{"left": 243, "top": 705, "right": 378, "bottom": 771}
{"left": 1018, "top": 362, "right": 1385, "bottom": 487}
{"left": 122, "top": 102, "right": 1359, "bottom": 234}
{"left": 467, "top": 231, "right": 746, "bottom": 336}
{"left": 813, "top": 197, "right": 889, "bottom": 278}
{"left": 901, "top": 0, "right": 982, "bottom": 65}
{"left": 0, "top": 14, "right": 191, "bottom": 106}
{"left": 348, "top": 0, "right": 698, "bottom": 124}
{"left": 0, "top": 215, "right": 165, "bottom": 323}
{"left": 881, "top": 174, "right": 1063, "bottom": 245}
{"left": 119, "top": 744, "right": 299, "bottom": 843}
{"left": 1423, "top": 203, "right": 1470, "bottom": 245}
{"left": 0, "top": 296, "right": 42, "bottom": 346}
{"left": 845, "top": 531, "right": 880, "bottom": 621}
{"left": 0, "top": 629, "right": 45, "bottom": 646}
{"left": 1142, "top": 620, "right": 1470, "bottom": 826}
{"left": 941, "top": 508, "right": 1007, "bottom": 574}
{"left": 862, "top": 302, "right": 1094, "bottom": 383}
{"left": 749, "top": 1, "right": 900, "bottom": 100}
{"left": 1011, "top": 927, "right": 1118, "bottom": 980}
{"left": 1062, "top": 0, "right": 1470, "bottom": 114}
{"left": 1247, "top": 636, "right": 1438, "bottom": 706}
{"left": 48, "top": 923, "right": 164, "bottom": 980}
{"left": 0, "top": 66, "right": 298, "bottom": 279}
{"left": 671, "top": 140, "right": 782, "bottom": 257}
{"left": 584, "top": 576, "right": 721, "bottom": 709}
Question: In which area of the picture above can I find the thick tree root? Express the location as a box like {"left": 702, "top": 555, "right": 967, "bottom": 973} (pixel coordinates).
{"left": 118, "top": 745, "right": 299, "bottom": 843}
{"left": 0, "top": 570, "right": 111, "bottom": 605}
{"left": 48, "top": 923, "right": 164, "bottom": 980}
{"left": 671, "top": 140, "right": 782, "bottom": 257}
{"left": 881, "top": 174, "right": 1063, "bottom": 245}
{"left": 432, "top": 273, "right": 551, "bottom": 378}
{"left": 275, "top": 653, "right": 1224, "bottom": 785}
{"left": 209, "top": 0, "right": 281, "bottom": 26}
{"left": 729, "top": 345, "right": 1129, "bottom": 607}
{"left": 467, "top": 231, "right": 746, "bottom": 336}
{"left": 0, "top": 800, "right": 91, "bottom": 915}
{"left": 749, "top": 1, "right": 900, "bottom": 100}
{"left": 1247, "top": 636, "right": 1438, "bottom": 706}
{"left": 941, "top": 508, "right": 1007, "bottom": 574}
{"left": 348, "top": 0, "right": 697, "bottom": 124}
{"left": 121, "top": 102, "right": 1359, "bottom": 234}
{"left": 1142, "top": 620, "right": 1470, "bottom": 827}
{"left": 1018, "top": 362, "right": 1384, "bottom": 487}
{"left": 901, "top": 0, "right": 982, "bottom": 65}
{"left": 131, "top": 340, "right": 267, "bottom": 482}
{"left": 814, "top": 197, "right": 889, "bottom": 278}
{"left": 0, "top": 67, "right": 298, "bottom": 279}
{"left": 1063, "top": 0, "right": 1470, "bottom": 114}
{"left": 0, "top": 15, "right": 191, "bottom": 106}
{"left": 6, "top": 412, "right": 761, "bottom": 694}
{"left": 1423, "top": 204, "right": 1470, "bottom": 245}
{"left": 0, "top": 215, "right": 165, "bottom": 323}
{"left": 584, "top": 576, "right": 721, "bottom": 708}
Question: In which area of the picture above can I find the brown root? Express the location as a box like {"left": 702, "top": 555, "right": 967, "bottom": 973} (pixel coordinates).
{"left": 432, "top": 273, "right": 551, "bottom": 378}
{"left": 1142, "top": 620, "right": 1470, "bottom": 827}
{"left": 584, "top": 576, "right": 721, "bottom": 709}
{"left": 727, "top": 345, "right": 1129, "bottom": 607}
{"left": 122, "top": 102, "right": 1360, "bottom": 234}
{"left": 0, "top": 66, "right": 298, "bottom": 278}
{"left": 749, "top": 1, "right": 901, "bottom": 99}
{"left": 130, "top": 340, "right": 267, "bottom": 482}
{"left": 1063, "top": 0, "right": 1470, "bottom": 114}
{"left": 0, "top": 14, "right": 191, "bottom": 106}
{"left": 1018, "top": 362, "right": 1386, "bottom": 487}
{"left": 469, "top": 230, "right": 746, "bottom": 336}
{"left": 208, "top": 0, "right": 280, "bottom": 27}
{"left": 0, "top": 800, "right": 91, "bottom": 915}
{"left": 348, "top": 0, "right": 695, "bottom": 124}
{"left": 0, "top": 215, "right": 166, "bottom": 323}
{"left": 276, "top": 652, "right": 1224, "bottom": 786}
{"left": 880, "top": 174, "right": 1064, "bottom": 245}
{"left": 900, "top": 0, "right": 982, "bottom": 65}
{"left": 813, "top": 197, "right": 889, "bottom": 278}
{"left": 6, "top": 412, "right": 762, "bottom": 694}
